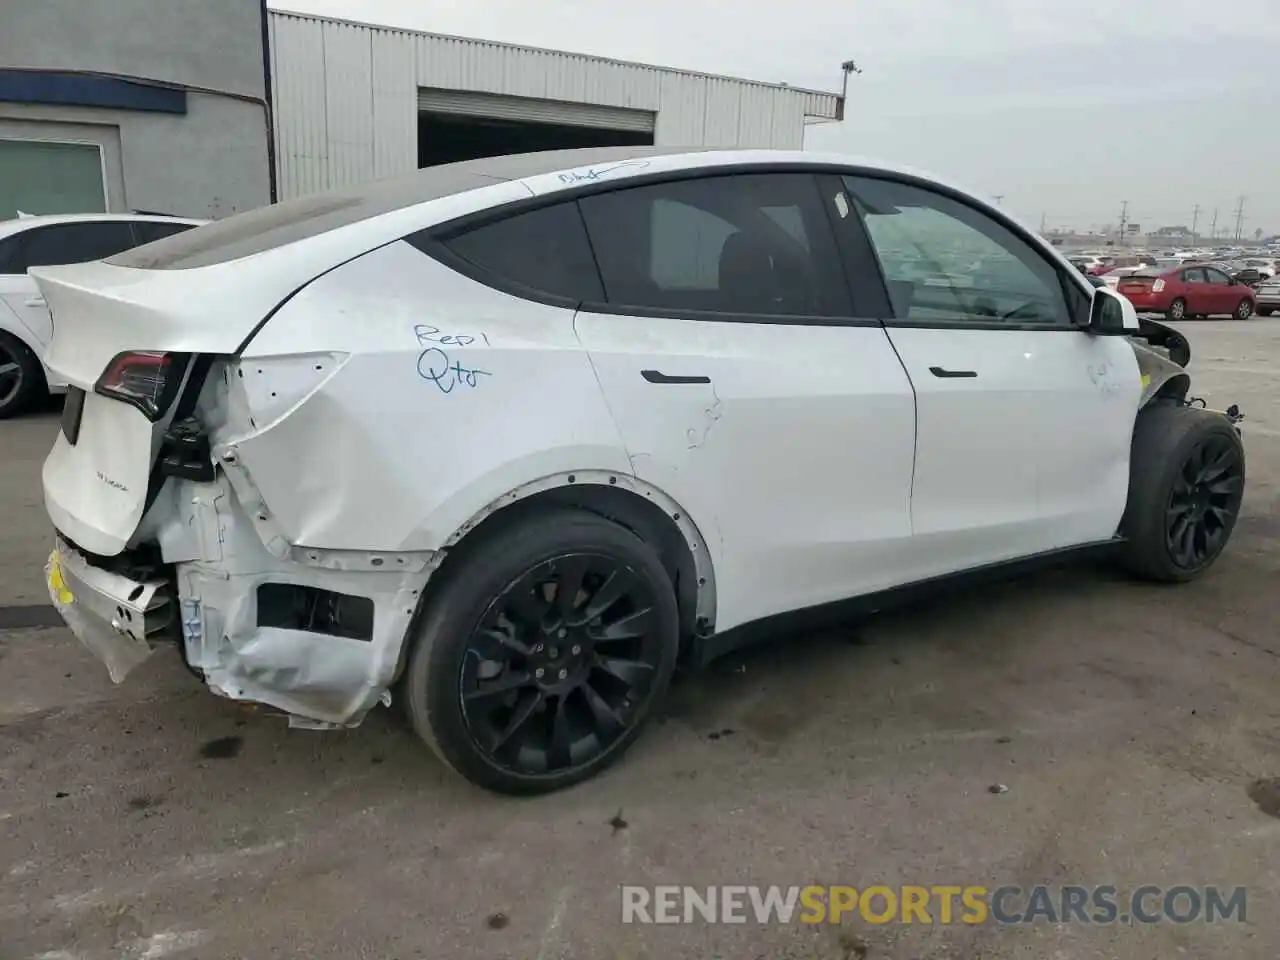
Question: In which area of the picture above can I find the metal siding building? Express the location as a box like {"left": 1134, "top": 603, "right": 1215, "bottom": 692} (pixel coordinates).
{"left": 268, "top": 11, "right": 842, "bottom": 201}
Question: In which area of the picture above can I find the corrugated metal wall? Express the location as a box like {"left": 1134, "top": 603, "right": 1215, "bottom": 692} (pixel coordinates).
{"left": 269, "top": 11, "right": 841, "bottom": 200}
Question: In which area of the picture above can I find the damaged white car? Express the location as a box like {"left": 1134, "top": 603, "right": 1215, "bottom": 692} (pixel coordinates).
{"left": 37, "top": 147, "right": 1245, "bottom": 794}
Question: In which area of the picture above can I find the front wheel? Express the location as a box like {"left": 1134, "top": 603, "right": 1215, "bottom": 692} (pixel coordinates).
{"left": 1166, "top": 298, "right": 1187, "bottom": 322}
{"left": 1118, "top": 405, "right": 1245, "bottom": 582}
{"left": 1235, "top": 299, "right": 1254, "bottom": 320}
{"left": 403, "top": 508, "right": 680, "bottom": 795}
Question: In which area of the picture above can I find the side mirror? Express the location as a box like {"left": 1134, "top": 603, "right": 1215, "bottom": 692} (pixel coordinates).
{"left": 1088, "top": 286, "right": 1140, "bottom": 334}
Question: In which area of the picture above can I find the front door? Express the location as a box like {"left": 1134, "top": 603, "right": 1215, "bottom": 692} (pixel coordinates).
{"left": 570, "top": 172, "right": 920, "bottom": 631}
{"left": 1202, "top": 265, "right": 1242, "bottom": 316}
{"left": 838, "top": 175, "right": 1142, "bottom": 577}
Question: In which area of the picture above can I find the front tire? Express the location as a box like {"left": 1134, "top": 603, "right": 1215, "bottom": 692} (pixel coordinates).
{"left": 1235, "top": 299, "right": 1254, "bottom": 320}
{"left": 1166, "top": 298, "right": 1187, "bottom": 322}
{"left": 1118, "top": 405, "right": 1245, "bottom": 582}
{"left": 0, "top": 331, "right": 45, "bottom": 419}
{"left": 403, "top": 508, "right": 680, "bottom": 795}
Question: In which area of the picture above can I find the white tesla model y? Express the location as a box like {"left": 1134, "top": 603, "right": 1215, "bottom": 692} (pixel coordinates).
{"left": 35, "top": 147, "right": 1244, "bottom": 794}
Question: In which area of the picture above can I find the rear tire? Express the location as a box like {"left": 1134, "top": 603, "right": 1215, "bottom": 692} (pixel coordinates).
{"left": 402, "top": 507, "right": 680, "bottom": 795}
{"left": 1258, "top": 308, "right": 1274, "bottom": 317}
{"left": 1166, "top": 298, "right": 1187, "bottom": 322}
{"left": 1118, "top": 405, "right": 1245, "bottom": 583}
{"left": 0, "top": 331, "right": 45, "bottom": 419}
{"left": 1235, "top": 299, "right": 1254, "bottom": 320}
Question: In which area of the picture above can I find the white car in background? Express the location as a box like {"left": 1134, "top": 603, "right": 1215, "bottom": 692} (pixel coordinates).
{"left": 0, "top": 212, "right": 204, "bottom": 417}
{"left": 33, "top": 147, "right": 1246, "bottom": 794}
{"left": 1255, "top": 275, "right": 1280, "bottom": 316}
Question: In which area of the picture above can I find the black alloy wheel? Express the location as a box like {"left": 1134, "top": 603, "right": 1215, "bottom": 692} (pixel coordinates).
{"left": 460, "top": 552, "right": 666, "bottom": 776}
{"left": 1165, "top": 434, "right": 1244, "bottom": 570}
{"left": 403, "top": 508, "right": 680, "bottom": 794}
{"left": 1119, "top": 404, "right": 1246, "bottom": 582}
{"left": 0, "top": 331, "right": 43, "bottom": 418}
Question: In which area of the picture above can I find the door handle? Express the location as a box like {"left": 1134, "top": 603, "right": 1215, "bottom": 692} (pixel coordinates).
{"left": 24, "top": 297, "right": 46, "bottom": 307}
{"left": 641, "top": 369, "right": 711, "bottom": 385}
{"left": 929, "top": 366, "right": 977, "bottom": 379}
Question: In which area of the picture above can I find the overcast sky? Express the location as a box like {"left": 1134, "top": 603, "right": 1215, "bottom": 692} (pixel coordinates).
{"left": 280, "top": 0, "right": 1278, "bottom": 237}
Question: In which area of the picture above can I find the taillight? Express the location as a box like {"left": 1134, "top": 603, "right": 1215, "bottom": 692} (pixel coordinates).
{"left": 95, "top": 351, "right": 188, "bottom": 420}
{"left": 1152, "top": 279, "right": 1166, "bottom": 292}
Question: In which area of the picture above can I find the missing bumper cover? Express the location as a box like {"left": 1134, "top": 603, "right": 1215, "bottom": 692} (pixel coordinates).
{"left": 255, "top": 583, "right": 375, "bottom": 642}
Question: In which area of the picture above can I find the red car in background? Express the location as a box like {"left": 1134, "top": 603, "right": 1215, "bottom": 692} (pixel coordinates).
{"left": 1117, "top": 264, "right": 1256, "bottom": 321}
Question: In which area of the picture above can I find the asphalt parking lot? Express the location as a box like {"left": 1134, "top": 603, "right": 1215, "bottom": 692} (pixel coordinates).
{"left": 2, "top": 321, "right": 1279, "bottom": 960}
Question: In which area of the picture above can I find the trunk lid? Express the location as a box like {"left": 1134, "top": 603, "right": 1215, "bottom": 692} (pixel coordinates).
{"left": 32, "top": 256, "right": 316, "bottom": 557}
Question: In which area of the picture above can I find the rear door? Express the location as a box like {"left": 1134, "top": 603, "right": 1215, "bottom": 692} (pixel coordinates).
{"left": 1179, "top": 267, "right": 1211, "bottom": 314}
{"left": 837, "top": 174, "right": 1140, "bottom": 577}
{"left": 569, "top": 172, "right": 919, "bottom": 630}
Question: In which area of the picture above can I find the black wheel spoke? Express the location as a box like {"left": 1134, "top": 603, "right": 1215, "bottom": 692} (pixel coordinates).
{"left": 553, "top": 556, "right": 591, "bottom": 622}
{"left": 581, "top": 682, "right": 627, "bottom": 735}
{"left": 492, "top": 690, "right": 544, "bottom": 751}
{"left": 596, "top": 655, "right": 655, "bottom": 689}
{"left": 464, "top": 670, "right": 534, "bottom": 704}
{"left": 583, "top": 568, "right": 636, "bottom": 621}
{"left": 1207, "top": 475, "right": 1242, "bottom": 496}
{"left": 506, "top": 581, "right": 549, "bottom": 628}
{"left": 548, "top": 695, "right": 574, "bottom": 770}
{"left": 476, "top": 626, "right": 530, "bottom": 658}
{"left": 596, "top": 606, "right": 656, "bottom": 643}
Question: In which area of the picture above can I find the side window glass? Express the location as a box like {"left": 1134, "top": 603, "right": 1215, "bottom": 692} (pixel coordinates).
{"left": 132, "top": 221, "right": 198, "bottom": 245}
{"left": 436, "top": 202, "right": 603, "bottom": 302}
{"left": 0, "top": 234, "right": 23, "bottom": 274}
{"left": 842, "top": 176, "right": 1071, "bottom": 327}
{"left": 22, "top": 222, "right": 138, "bottom": 269}
{"left": 1182, "top": 268, "right": 1206, "bottom": 283}
{"left": 578, "top": 173, "right": 851, "bottom": 318}
{"left": 1204, "top": 268, "right": 1230, "bottom": 285}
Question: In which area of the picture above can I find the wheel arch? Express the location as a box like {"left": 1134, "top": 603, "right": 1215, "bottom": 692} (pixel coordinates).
{"left": 395, "top": 471, "right": 717, "bottom": 681}
{"left": 1131, "top": 339, "right": 1191, "bottom": 410}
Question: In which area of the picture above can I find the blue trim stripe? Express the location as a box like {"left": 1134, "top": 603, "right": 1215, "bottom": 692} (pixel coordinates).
{"left": 0, "top": 70, "right": 187, "bottom": 115}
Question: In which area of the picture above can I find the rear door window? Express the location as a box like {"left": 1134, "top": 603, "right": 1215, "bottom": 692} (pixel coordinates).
{"left": 19, "top": 221, "right": 138, "bottom": 270}
{"left": 430, "top": 201, "right": 604, "bottom": 303}
{"left": 130, "top": 220, "right": 199, "bottom": 245}
{"left": 1182, "top": 268, "right": 1207, "bottom": 283}
{"left": 577, "top": 172, "right": 852, "bottom": 318}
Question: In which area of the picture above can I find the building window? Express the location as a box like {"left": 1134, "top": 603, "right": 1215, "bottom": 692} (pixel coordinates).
{"left": 0, "top": 139, "right": 106, "bottom": 219}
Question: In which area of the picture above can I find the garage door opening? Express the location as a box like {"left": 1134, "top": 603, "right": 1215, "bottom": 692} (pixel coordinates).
{"left": 416, "top": 88, "right": 656, "bottom": 168}
{"left": 418, "top": 113, "right": 652, "bottom": 167}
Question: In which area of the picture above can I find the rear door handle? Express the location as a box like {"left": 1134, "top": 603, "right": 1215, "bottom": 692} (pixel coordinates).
{"left": 641, "top": 369, "right": 711, "bottom": 385}
{"left": 929, "top": 366, "right": 977, "bottom": 379}
{"left": 24, "top": 297, "right": 46, "bottom": 307}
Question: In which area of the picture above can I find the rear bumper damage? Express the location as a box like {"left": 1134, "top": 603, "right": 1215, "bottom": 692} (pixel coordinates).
{"left": 48, "top": 471, "right": 435, "bottom": 728}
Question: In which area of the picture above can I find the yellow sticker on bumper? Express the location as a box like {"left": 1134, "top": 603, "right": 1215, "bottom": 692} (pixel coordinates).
{"left": 47, "top": 550, "right": 74, "bottom": 605}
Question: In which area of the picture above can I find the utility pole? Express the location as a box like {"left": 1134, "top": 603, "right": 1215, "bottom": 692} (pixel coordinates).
{"left": 1191, "top": 204, "right": 1200, "bottom": 243}
{"left": 1118, "top": 201, "right": 1129, "bottom": 246}
{"left": 1210, "top": 208, "right": 1219, "bottom": 239}
{"left": 1039, "top": 212, "right": 1047, "bottom": 233}
{"left": 1233, "top": 196, "right": 1246, "bottom": 242}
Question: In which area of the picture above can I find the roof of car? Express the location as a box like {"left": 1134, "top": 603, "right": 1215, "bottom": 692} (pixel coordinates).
{"left": 108, "top": 146, "right": 979, "bottom": 271}
{"left": 0, "top": 211, "right": 206, "bottom": 241}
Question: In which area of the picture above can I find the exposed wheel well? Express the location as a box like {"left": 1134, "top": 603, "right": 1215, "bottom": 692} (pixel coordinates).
{"left": 396, "top": 483, "right": 708, "bottom": 684}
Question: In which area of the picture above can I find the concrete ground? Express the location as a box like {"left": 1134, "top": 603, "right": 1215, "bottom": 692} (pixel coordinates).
{"left": 2, "top": 321, "right": 1278, "bottom": 960}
